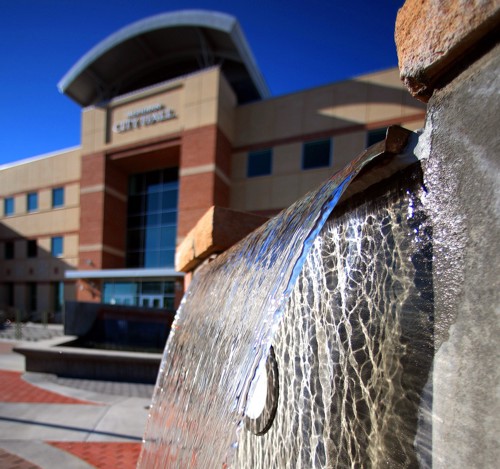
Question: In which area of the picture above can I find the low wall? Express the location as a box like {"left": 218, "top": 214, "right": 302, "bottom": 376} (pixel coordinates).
{"left": 15, "top": 337, "right": 162, "bottom": 384}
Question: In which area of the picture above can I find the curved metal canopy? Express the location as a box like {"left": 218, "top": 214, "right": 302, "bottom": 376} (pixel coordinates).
{"left": 58, "top": 10, "right": 270, "bottom": 106}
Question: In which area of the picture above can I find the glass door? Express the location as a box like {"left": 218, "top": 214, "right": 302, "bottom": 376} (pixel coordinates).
{"left": 139, "top": 294, "right": 164, "bottom": 308}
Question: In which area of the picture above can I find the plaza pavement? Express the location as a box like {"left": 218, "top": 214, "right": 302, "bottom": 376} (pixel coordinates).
{"left": 0, "top": 324, "right": 156, "bottom": 468}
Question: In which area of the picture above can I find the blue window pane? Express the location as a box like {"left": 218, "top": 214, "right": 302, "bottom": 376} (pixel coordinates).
{"left": 162, "top": 190, "right": 178, "bottom": 209}
{"left": 159, "top": 249, "right": 175, "bottom": 267}
{"left": 160, "top": 226, "right": 176, "bottom": 248}
{"left": 27, "top": 193, "right": 38, "bottom": 212}
{"left": 145, "top": 227, "right": 161, "bottom": 251}
{"left": 147, "top": 192, "right": 161, "bottom": 212}
{"left": 51, "top": 237, "right": 63, "bottom": 256}
{"left": 161, "top": 211, "right": 177, "bottom": 225}
{"left": 302, "top": 139, "right": 331, "bottom": 170}
{"left": 4, "top": 198, "right": 14, "bottom": 216}
{"left": 52, "top": 188, "right": 64, "bottom": 208}
{"left": 247, "top": 149, "right": 272, "bottom": 177}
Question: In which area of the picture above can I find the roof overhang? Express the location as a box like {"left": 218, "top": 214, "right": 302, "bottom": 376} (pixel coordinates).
{"left": 65, "top": 268, "right": 184, "bottom": 279}
{"left": 58, "top": 10, "right": 270, "bottom": 106}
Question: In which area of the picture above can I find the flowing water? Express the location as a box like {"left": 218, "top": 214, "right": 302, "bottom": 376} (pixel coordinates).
{"left": 139, "top": 138, "right": 433, "bottom": 467}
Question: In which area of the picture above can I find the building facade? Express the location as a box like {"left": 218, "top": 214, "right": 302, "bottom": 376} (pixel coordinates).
{"left": 0, "top": 11, "right": 426, "bottom": 319}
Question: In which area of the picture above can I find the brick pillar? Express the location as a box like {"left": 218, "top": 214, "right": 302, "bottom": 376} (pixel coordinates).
{"left": 177, "top": 125, "right": 232, "bottom": 238}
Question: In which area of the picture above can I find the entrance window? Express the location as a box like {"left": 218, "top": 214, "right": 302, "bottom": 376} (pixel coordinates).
{"left": 126, "top": 168, "right": 178, "bottom": 268}
{"left": 102, "top": 280, "right": 175, "bottom": 310}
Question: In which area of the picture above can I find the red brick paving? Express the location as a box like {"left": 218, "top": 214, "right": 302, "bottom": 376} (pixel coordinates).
{"left": 0, "top": 370, "right": 98, "bottom": 405}
{"left": 48, "top": 442, "right": 141, "bottom": 469}
{"left": 0, "top": 448, "right": 41, "bottom": 469}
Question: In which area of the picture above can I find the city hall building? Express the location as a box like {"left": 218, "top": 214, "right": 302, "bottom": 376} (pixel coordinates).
{"left": 0, "top": 10, "right": 426, "bottom": 319}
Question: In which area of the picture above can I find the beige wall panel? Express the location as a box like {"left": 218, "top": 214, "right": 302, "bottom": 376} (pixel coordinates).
{"left": 14, "top": 195, "right": 25, "bottom": 215}
{"left": 39, "top": 190, "right": 51, "bottom": 211}
{"left": 65, "top": 183, "right": 80, "bottom": 207}
{"left": 333, "top": 132, "right": 367, "bottom": 171}
{"left": 231, "top": 152, "right": 247, "bottom": 180}
{"left": 271, "top": 174, "right": 301, "bottom": 209}
{"left": 272, "top": 95, "right": 304, "bottom": 140}
{"left": 273, "top": 143, "right": 301, "bottom": 176}
{"left": 234, "top": 101, "right": 276, "bottom": 146}
{"left": 302, "top": 87, "right": 336, "bottom": 134}
{"left": 355, "top": 68, "right": 403, "bottom": 88}
{"left": 366, "top": 86, "right": 405, "bottom": 123}
{"left": 183, "top": 74, "right": 202, "bottom": 106}
{"left": 64, "top": 234, "right": 79, "bottom": 258}
{"left": 230, "top": 181, "right": 246, "bottom": 211}
{"left": 183, "top": 99, "right": 218, "bottom": 130}
{"left": 1, "top": 208, "right": 79, "bottom": 238}
{"left": 200, "top": 68, "right": 219, "bottom": 102}
{"left": 244, "top": 178, "right": 272, "bottom": 211}
{"left": 320, "top": 81, "right": 369, "bottom": 126}
{"left": 38, "top": 238, "right": 51, "bottom": 258}
{"left": 81, "top": 107, "right": 107, "bottom": 154}
{"left": 217, "top": 74, "right": 237, "bottom": 141}
{"left": 0, "top": 149, "right": 81, "bottom": 196}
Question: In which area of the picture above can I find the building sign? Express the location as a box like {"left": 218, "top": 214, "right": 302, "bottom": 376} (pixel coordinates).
{"left": 112, "top": 103, "right": 176, "bottom": 133}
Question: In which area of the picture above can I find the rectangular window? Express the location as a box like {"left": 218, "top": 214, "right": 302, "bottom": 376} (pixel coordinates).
{"left": 5, "top": 241, "right": 14, "bottom": 260}
{"left": 52, "top": 282, "right": 64, "bottom": 313}
{"left": 27, "top": 240, "right": 37, "bottom": 258}
{"left": 28, "top": 283, "right": 37, "bottom": 312}
{"left": 51, "top": 236, "right": 63, "bottom": 257}
{"left": 247, "top": 149, "right": 272, "bottom": 177}
{"left": 27, "top": 192, "right": 38, "bottom": 212}
{"left": 6, "top": 283, "right": 14, "bottom": 307}
{"left": 52, "top": 187, "right": 64, "bottom": 208}
{"left": 4, "top": 197, "right": 14, "bottom": 216}
{"left": 126, "top": 168, "right": 178, "bottom": 268}
{"left": 302, "top": 139, "right": 331, "bottom": 170}
{"left": 367, "top": 127, "right": 388, "bottom": 147}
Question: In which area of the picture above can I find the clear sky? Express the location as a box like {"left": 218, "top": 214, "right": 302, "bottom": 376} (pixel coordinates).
{"left": 0, "top": 0, "right": 404, "bottom": 166}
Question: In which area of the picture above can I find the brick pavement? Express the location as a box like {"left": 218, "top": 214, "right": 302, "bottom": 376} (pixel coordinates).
{"left": 48, "top": 442, "right": 141, "bottom": 469}
{"left": 1, "top": 370, "right": 98, "bottom": 405}
{"left": 0, "top": 338, "right": 151, "bottom": 468}
{"left": 0, "top": 448, "right": 41, "bottom": 469}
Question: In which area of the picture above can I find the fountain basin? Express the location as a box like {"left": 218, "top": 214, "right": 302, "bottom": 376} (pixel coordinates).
{"left": 14, "top": 336, "right": 162, "bottom": 383}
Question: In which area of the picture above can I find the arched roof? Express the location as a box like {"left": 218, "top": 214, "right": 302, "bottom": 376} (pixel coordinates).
{"left": 58, "top": 10, "right": 270, "bottom": 106}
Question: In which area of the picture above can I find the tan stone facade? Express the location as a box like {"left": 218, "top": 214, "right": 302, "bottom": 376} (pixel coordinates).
{"left": 0, "top": 58, "right": 426, "bottom": 318}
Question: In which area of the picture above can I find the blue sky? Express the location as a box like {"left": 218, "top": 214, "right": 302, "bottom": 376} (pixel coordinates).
{"left": 0, "top": 0, "right": 404, "bottom": 166}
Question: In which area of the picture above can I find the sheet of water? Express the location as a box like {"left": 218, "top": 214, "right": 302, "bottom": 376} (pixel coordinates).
{"left": 139, "top": 144, "right": 399, "bottom": 468}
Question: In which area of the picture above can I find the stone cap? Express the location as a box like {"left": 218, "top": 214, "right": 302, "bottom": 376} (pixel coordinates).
{"left": 175, "top": 206, "right": 268, "bottom": 273}
{"left": 395, "top": 0, "right": 500, "bottom": 102}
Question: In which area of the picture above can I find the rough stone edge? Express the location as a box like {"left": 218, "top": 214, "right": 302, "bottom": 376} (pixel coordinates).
{"left": 175, "top": 206, "right": 268, "bottom": 273}
{"left": 395, "top": 0, "right": 500, "bottom": 102}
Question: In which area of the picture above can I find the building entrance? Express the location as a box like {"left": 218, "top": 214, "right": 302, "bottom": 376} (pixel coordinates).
{"left": 139, "top": 294, "right": 164, "bottom": 308}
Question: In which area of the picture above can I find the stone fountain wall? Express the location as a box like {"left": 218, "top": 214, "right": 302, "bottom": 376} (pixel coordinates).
{"left": 170, "top": 1, "right": 499, "bottom": 466}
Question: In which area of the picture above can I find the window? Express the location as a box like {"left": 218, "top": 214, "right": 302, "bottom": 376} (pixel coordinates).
{"left": 27, "top": 240, "right": 37, "bottom": 258}
{"left": 4, "top": 197, "right": 14, "bottom": 216}
{"left": 52, "top": 187, "right": 64, "bottom": 208}
{"left": 5, "top": 241, "right": 14, "bottom": 260}
{"left": 6, "top": 283, "right": 14, "bottom": 307}
{"left": 302, "top": 139, "right": 331, "bottom": 170}
{"left": 247, "top": 149, "right": 272, "bottom": 177}
{"left": 27, "top": 192, "right": 38, "bottom": 212}
{"left": 28, "top": 283, "right": 37, "bottom": 312}
{"left": 367, "top": 127, "right": 388, "bottom": 147}
{"left": 51, "top": 237, "right": 63, "bottom": 257}
{"left": 52, "top": 282, "right": 64, "bottom": 313}
{"left": 126, "top": 168, "right": 178, "bottom": 268}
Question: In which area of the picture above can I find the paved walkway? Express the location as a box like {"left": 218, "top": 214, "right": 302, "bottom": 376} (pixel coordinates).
{"left": 0, "top": 328, "right": 156, "bottom": 468}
